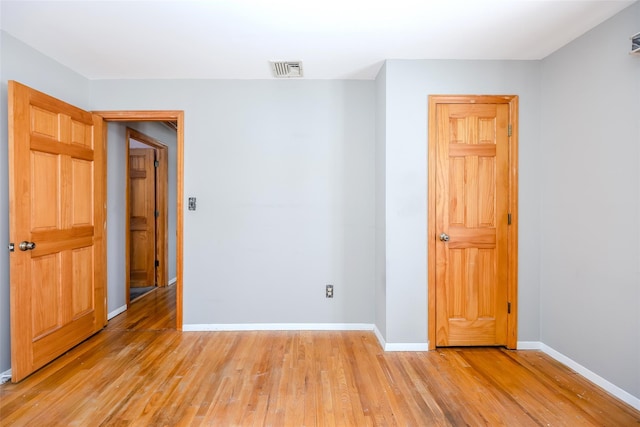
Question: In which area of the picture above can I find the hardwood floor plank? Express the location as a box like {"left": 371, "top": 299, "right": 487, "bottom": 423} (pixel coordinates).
{"left": 502, "top": 349, "right": 639, "bottom": 426}
{"left": 1, "top": 286, "right": 639, "bottom": 426}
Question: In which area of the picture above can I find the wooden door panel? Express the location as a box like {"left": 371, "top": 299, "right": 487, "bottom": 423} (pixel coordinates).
{"left": 446, "top": 227, "right": 495, "bottom": 248}
{"left": 72, "top": 246, "right": 94, "bottom": 316}
{"left": 8, "top": 81, "right": 106, "bottom": 382}
{"left": 447, "top": 319, "right": 499, "bottom": 346}
{"left": 31, "top": 105, "right": 58, "bottom": 136}
{"left": 71, "top": 118, "right": 93, "bottom": 148}
{"left": 31, "top": 151, "right": 60, "bottom": 230}
{"left": 434, "top": 100, "right": 511, "bottom": 347}
{"left": 31, "top": 254, "right": 61, "bottom": 337}
{"left": 445, "top": 248, "right": 498, "bottom": 318}
{"left": 71, "top": 159, "right": 94, "bottom": 226}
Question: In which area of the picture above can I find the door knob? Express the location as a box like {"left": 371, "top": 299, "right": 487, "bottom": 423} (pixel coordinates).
{"left": 19, "top": 241, "right": 36, "bottom": 251}
{"left": 439, "top": 233, "right": 450, "bottom": 242}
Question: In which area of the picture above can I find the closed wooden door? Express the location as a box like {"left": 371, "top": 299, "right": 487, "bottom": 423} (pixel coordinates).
{"left": 8, "top": 81, "right": 107, "bottom": 382}
{"left": 429, "top": 96, "right": 518, "bottom": 348}
{"left": 129, "top": 148, "right": 157, "bottom": 288}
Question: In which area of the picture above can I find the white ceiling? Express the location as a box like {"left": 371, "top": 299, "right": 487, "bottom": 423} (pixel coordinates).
{"left": 0, "top": 0, "right": 636, "bottom": 80}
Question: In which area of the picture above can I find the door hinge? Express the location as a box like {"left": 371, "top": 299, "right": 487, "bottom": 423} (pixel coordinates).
{"left": 154, "top": 160, "right": 159, "bottom": 168}
{"left": 155, "top": 210, "right": 160, "bottom": 218}
{"left": 508, "top": 302, "right": 512, "bottom": 314}
{"left": 508, "top": 124, "right": 512, "bottom": 137}
{"left": 155, "top": 260, "right": 160, "bottom": 267}
{"left": 508, "top": 213, "right": 512, "bottom": 225}
{"left": 8, "top": 243, "right": 14, "bottom": 252}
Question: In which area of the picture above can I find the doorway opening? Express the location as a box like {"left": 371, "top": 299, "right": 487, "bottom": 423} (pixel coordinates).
{"left": 96, "top": 111, "right": 184, "bottom": 330}
{"left": 126, "top": 128, "right": 169, "bottom": 304}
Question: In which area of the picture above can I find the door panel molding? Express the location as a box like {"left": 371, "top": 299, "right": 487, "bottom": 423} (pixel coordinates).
{"left": 427, "top": 95, "right": 518, "bottom": 350}
{"left": 95, "top": 111, "right": 184, "bottom": 331}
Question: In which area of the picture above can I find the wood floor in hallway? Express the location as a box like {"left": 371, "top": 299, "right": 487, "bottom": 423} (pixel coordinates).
{"left": 1, "top": 285, "right": 639, "bottom": 426}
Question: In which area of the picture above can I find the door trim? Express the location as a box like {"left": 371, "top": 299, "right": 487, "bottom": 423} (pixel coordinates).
{"left": 427, "top": 95, "right": 518, "bottom": 350}
{"left": 94, "top": 110, "right": 184, "bottom": 331}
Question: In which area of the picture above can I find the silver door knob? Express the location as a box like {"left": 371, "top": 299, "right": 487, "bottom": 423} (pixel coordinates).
{"left": 439, "top": 233, "right": 449, "bottom": 242}
{"left": 19, "top": 241, "right": 36, "bottom": 251}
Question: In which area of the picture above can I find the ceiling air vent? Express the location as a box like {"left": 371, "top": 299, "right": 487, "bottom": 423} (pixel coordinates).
{"left": 270, "top": 61, "right": 303, "bottom": 78}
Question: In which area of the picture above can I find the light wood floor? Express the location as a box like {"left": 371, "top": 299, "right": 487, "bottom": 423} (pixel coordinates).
{"left": 1, "top": 286, "right": 639, "bottom": 426}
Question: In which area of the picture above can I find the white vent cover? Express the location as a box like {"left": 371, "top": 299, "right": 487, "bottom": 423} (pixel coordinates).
{"left": 270, "top": 61, "right": 303, "bottom": 78}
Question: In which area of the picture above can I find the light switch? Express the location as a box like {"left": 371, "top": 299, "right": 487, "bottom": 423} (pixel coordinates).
{"left": 188, "top": 197, "right": 196, "bottom": 211}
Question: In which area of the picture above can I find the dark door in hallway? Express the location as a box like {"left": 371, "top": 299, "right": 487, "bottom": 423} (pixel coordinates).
{"left": 129, "top": 147, "right": 157, "bottom": 291}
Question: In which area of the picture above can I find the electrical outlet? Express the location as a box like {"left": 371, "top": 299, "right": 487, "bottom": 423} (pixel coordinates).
{"left": 326, "top": 284, "right": 333, "bottom": 298}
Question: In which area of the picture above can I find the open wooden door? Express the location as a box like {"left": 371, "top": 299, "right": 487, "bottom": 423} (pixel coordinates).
{"left": 8, "top": 81, "right": 107, "bottom": 382}
{"left": 129, "top": 148, "right": 157, "bottom": 289}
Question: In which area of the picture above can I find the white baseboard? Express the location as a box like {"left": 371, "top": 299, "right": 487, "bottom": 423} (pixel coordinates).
{"left": 517, "top": 341, "right": 542, "bottom": 350}
{"left": 516, "top": 341, "right": 639, "bottom": 410}
{"left": 373, "top": 325, "right": 386, "bottom": 349}
{"left": 168, "top": 277, "right": 177, "bottom": 286}
{"left": 182, "top": 323, "right": 375, "bottom": 332}
{"left": 107, "top": 305, "right": 127, "bottom": 320}
{"left": 540, "top": 343, "right": 640, "bottom": 411}
{"left": 0, "top": 369, "right": 11, "bottom": 384}
{"left": 184, "top": 323, "right": 429, "bottom": 351}
{"left": 370, "top": 325, "right": 429, "bottom": 351}
{"left": 384, "top": 342, "right": 430, "bottom": 351}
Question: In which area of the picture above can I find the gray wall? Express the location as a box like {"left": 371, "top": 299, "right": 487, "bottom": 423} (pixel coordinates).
{"left": 374, "top": 63, "right": 387, "bottom": 337}
{"left": 0, "top": 31, "right": 91, "bottom": 374}
{"left": 106, "top": 122, "right": 127, "bottom": 314}
{"left": 381, "top": 59, "right": 542, "bottom": 344}
{"left": 540, "top": 2, "right": 640, "bottom": 398}
{"left": 106, "top": 121, "right": 178, "bottom": 315}
{"left": 91, "top": 79, "right": 377, "bottom": 325}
